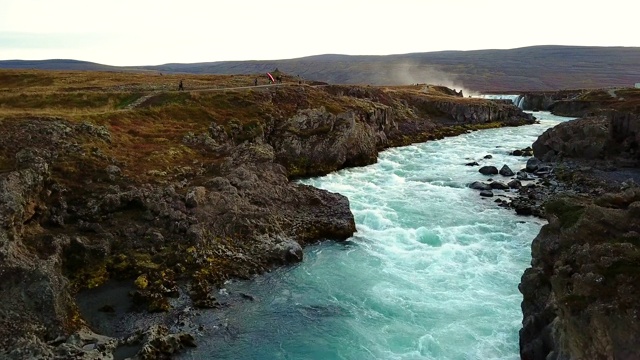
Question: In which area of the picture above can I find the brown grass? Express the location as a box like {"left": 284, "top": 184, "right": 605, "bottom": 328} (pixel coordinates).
{"left": 0, "top": 69, "right": 258, "bottom": 93}
{"left": 0, "top": 69, "right": 359, "bottom": 184}
{"left": 0, "top": 68, "right": 558, "bottom": 186}
{"left": 612, "top": 88, "right": 640, "bottom": 112}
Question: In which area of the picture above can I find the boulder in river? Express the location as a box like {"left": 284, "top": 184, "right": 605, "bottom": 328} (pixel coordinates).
{"left": 469, "top": 181, "right": 492, "bottom": 191}
{"left": 479, "top": 190, "right": 494, "bottom": 197}
{"left": 499, "top": 164, "right": 515, "bottom": 176}
{"left": 479, "top": 166, "right": 499, "bottom": 175}
{"left": 490, "top": 181, "right": 509, "bottom": 190}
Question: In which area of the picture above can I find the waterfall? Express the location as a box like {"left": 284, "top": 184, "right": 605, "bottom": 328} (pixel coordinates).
{"left": 478, "top": 94, "right": 525, "bottom": 109}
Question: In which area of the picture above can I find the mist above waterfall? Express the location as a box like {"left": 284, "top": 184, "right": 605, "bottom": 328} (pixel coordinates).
{"left": 386, "top": 61, "right": 479, "bottom": 96}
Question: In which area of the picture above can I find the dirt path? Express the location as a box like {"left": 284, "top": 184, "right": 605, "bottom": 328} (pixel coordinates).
{"left": 124, "top": 92, "right": 160, "bottom": 110}
{"left": 125, "top": 83, "right": 290, "bottom": 109}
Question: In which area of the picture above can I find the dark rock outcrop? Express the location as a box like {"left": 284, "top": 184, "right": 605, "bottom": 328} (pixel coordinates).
{"left": 267, "top": 86, "right": 535, "bottom": 178}
{"left": 517, "top": 170, "right": 535, "bottom": 181}
{"left": 511, "top": 147, "right": 534, "bottom": 157}
{"left": 545, "top": 88, "right": 640, "bottom": 119}
{"left": 129, "top": 325, "right": 196, "bottom": 360}
{"left": 490, "top": 181, "right": 509, "bottom": 190}
{"left": 550, "top": 100, "right": 605, "bottom": 117}
{"left": 533, "top": 112, "right": 639, "bottom": 167}
{"left": 520, "top": 190, "right": 640, "bottom": 360}
{"left": 532, "top": 116, "right": 609, "bottom": 162}
{"left": 520, "top": 93, "right": 562, "bottom": 111}
{"left": 269, "top": 106, "right": 392, "bottom": 177}
{"left": 427, "top": 99, "right": 535, "bottom": 125}
{"left": 526, "top": 158, "right": 542, "bottom": 172}
{"left": 608, "top": 111, "right": 640, "bottom": 166}
{"left": 469, "top": 181, "right": 492, "bottom": 191}
{"left": 0, "top": 142, "right": 358, "bottom": 358}
{"left": 508, "top": 179, "right": 522, "bottom": 189}
{"left": 479, "top": 190, "right": 494, "bottom": 197}
{"left": 0, "top": 149, "right": 78, "bottom": 353}
{"left": 518, "top": 102, "right": 640, "bottom": 359}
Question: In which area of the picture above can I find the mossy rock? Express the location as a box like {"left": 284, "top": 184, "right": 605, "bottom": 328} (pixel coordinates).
{"left": 559, "top": 294, "right": 593, "bottom": 313}
{"left": 135, "top": 274, "right": 149, "bottom": 289}
{"left": 544, "top": 198, "right": 586, "bottom": 228}
{"left": 67, "top": 262, "right": 109, "bottom": 290}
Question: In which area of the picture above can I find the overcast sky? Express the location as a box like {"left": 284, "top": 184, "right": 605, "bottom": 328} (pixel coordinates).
{"left": 1, "top": 0, "right": 638, "bottom": 66}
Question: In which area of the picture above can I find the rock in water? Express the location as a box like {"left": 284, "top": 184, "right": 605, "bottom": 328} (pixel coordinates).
{"left": 479, "top": 166, "right": 499, "bottom": 175}
{"left": 468, "top": 181, "right": 492, "bottom": 191}
{"left": 479, "top": 190, "right": 494, "bottom": 197}
{"left": 499, "top": 164, "right": 515, "bottom": 176}
{"left": 490, "top": 181, "right": 509, "bottom": 190}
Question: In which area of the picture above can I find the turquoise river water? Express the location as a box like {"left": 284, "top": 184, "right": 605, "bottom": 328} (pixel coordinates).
{"left": 178, "top": 111, "right": 572, "bottom": 360}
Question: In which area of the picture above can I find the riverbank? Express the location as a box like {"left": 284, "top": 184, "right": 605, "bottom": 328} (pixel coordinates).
{"left": 0, "top": 70, "right": 535, "bottom": 358}
{"left": 517, "top": 159, "right": 640, "bottom": 359}
{"left": 456, "top": 97, "right": 640, "bottom": 358}
{"left": 505, "top": 109, "right": 640, "bottom": 359}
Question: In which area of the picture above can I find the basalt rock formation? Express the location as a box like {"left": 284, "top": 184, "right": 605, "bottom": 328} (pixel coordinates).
{"left": 520, "top": 189, "right": 640, "bottom": 360}
{"left": 609, "top": 111, "right": 640, "bottom": 166}
{"left": 532, "top": 111, "right": 639, "bottom": 167}
{"left": 0, "top": 71, "right": 534, "bottom": 358}
{"left": 548, "top": 88, "right": 640, "bottom": 118}
{"left": 269, "top": 105, "right": 390, "bottom": 177}
{"left": 532, "top": 116, "right": 610, "bottom": 161}
{"left": 494, "top": 88, "right": 640, "bottom": 116}
{"left": 519, "top": 104, "right": 640, "bottom": 359}
{"left": 517, "top": 90, "right": 583, "bottom": 111}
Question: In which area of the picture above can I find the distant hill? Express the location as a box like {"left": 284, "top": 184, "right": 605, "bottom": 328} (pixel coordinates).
{"left": 2, "top": 46, "right": 640, "bottom": 92}
{"left": 0, "top": 59, "right": 133, "bottom": 72}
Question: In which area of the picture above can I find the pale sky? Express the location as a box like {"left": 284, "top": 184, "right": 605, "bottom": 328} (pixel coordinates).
{"left": 1, "top": 0, "right": 638, "bottom": 66}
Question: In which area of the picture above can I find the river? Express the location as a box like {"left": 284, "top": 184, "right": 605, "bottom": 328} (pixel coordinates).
{"left": 177, "top": 111, "right": 572, "bottom": 360}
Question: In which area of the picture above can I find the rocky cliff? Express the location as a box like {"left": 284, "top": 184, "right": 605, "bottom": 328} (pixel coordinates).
{"left": 520, "top": 105, "right": 640, "bottom": 359}
{"left": 268, "top": 85, "right": 534, "bottom": 177}
{"left": 0, "top": 149, "right": 78, "bottom": 354}
{"left": 548, "top": 88, "right": 640, "bottom": 118}
{"left": 532, "top": 116, "right": 610, "bottom": 161}
{"left": 0, "top": 120, "right": 358, "bottom": 359}
{"left": 520, "top": 91, "right": 580, "bottom": 111}
{"left": 532, "top": 111, "right": 639, "bottom": 167}
{"left": 520, "top": 190, "right": 640, "bottom": 360}
{"left": 0, "top": 71, "right": 534, "bottom": 358}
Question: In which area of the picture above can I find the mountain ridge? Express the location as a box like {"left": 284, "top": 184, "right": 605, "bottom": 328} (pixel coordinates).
{"left": 2, "top": 45, "right": 640, "bottom": 92}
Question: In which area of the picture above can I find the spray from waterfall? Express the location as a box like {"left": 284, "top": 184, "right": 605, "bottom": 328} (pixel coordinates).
{"left": 379, "top": 61, "right": 481, "bottom": 97}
